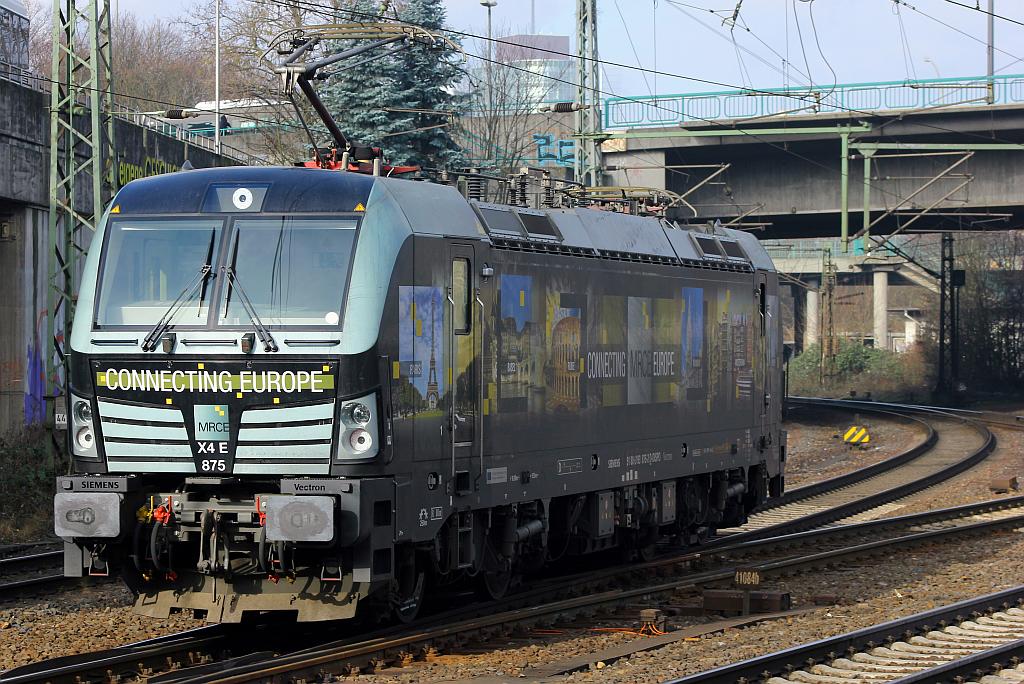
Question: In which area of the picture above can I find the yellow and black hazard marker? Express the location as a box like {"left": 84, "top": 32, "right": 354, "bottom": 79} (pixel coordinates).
{"left": 843, "top": 426, "right": 871, "bottom": 446}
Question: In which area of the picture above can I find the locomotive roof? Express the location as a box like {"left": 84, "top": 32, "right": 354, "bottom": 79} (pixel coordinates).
{"left": 110, "top": 166, "right": 774, "bottom": 273}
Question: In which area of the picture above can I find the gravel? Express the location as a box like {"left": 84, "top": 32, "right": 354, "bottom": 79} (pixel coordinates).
{"left": 0, "top": 583, "right": 200, "bottom": 671}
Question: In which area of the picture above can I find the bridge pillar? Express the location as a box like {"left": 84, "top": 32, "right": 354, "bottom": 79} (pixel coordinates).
{"left": 873, "top": 269, "right": 889, "bottom": 351}
{"left": 805, "top": 283, "right": 820, "bottom": 350}
{"left": 792, "top": 284, "right": 805, "bottom": 354}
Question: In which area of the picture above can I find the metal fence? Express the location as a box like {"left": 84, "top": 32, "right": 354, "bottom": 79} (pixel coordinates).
{"left": 604, "top": 73, "right": 1024, "bottom": 129}
{"left": 0, "top": 61, "right": 259, "bottom": 165}
{"left": 117, "top": 109, "right": 261, "bottom": 165}
{"left": 762, "top": 238, "right": 906, "bottom": 261}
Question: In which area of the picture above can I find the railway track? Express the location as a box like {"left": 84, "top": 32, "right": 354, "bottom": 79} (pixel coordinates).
{"left": 1, "top": 399, "right": 1012, "bottom": 683}
{"left": 715, "top": 400, "right": 996, "bottom": 544}
{"left": 8, "top": 494, "right": 1023, "bottom": 684}
{"left": 668, "top": 585, "right": 1024, "bottom": 684}
{"left": 0, "top": 550, "right": 67, "bottom": 598}
{"left": 143, "top": 510, "right": 1024, "bottom": 684}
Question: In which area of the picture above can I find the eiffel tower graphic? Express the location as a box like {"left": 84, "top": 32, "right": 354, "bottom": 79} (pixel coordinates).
{"left": 425, "top": 292, "right": 440, "bottom": 410}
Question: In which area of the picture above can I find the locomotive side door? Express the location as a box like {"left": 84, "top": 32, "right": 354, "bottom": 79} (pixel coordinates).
{"left": 447, "top": 244, "right": 479, "bottom": 498}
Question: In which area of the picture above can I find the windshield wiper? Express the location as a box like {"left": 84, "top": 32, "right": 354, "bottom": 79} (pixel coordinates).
{"left": 223, "top": 266, "right": 279, "bottom": 352}
{"left": 141, "top": 265, "right": 214, "bottom": 351}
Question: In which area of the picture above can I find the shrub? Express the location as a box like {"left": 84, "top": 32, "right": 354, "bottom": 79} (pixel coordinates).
{"left": 0, "top": 425, "right": 64, "bottom": 543}
{"left": 787, "top": 340, "right": 931, "bottom": 401}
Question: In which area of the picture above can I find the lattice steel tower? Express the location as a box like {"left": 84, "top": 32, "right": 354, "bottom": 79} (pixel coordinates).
{"left": 47, "top": 0, "right": 117, "bottom": 408}
{"left": 819, "top": 249, "right": 838, "bottom": 384}
{"left": 575, "top": 0, "right": 601, "bottom": 186}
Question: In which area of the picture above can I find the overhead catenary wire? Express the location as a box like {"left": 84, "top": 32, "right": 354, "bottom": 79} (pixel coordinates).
{"left": 663, "top": 1, "right": 816, "bottom": 91}
{"left": 806, "top": 0, "right": 837, "bottom": 98}
{"left": 892, "top": 0, "right": 919, "bottom": 81}
{"left": 269, "top": 2, "right": 1024, "bottom": 159}
{"left": 262, "top": 0, "right": 1024, "bottom": 226}
{"left": 791, "top": 0, "right": 815, "bottom": 88}
{"left": 17, "top": 69, "right": 307, "bottom": 134}
{"left": 37, "top": 0, "right": 1024, "bottom": 184}
{"left": 612, "top": 0, "right": 654, "bottom": 97}
{"left": 941, "top": 0, "right": 1024, "bottom": 28}
{"left": 891, "top": 0, "right": 1024, "bottom": 72}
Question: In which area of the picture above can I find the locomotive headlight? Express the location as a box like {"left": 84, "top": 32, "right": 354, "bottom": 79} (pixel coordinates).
{"left": 348, "top": 428, "right": 373, "bottom": 453}
{"left": 75, "top": 426, "right": 95, "bottom": 451}
{"left": 346, "top": 402, "right": 371, "bottom": 426}
{"left": 73, "top": 400, "right": 92, "bottom": 423}
{"left": 70, "top": 393, "right": 98, "bottom": 459}
{"left": 336, "top": 393, "right": 379, "bottom": 461}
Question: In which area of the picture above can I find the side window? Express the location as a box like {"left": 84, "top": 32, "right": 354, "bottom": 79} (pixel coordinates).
{"left": 759, "top": 283, "right": 767, "bottom": 336}
{"left": 453, "top": 258, "right": 471, "bottom": 334}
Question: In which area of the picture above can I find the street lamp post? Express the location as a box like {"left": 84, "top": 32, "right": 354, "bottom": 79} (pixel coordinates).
{"left": 214, "top": 0, "right": 221, "bottom": 154}
{"left": 480, "top": 0, "right": 496, "bottom": 166}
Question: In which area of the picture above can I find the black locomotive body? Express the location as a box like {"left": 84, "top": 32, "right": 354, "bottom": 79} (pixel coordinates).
{"left": 55, "top": 166, "right": 785, "bottom": 622}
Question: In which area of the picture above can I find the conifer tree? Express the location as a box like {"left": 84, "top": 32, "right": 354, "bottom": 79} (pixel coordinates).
{"left": 318, "top": 0, "right": 464, "bottom": 168}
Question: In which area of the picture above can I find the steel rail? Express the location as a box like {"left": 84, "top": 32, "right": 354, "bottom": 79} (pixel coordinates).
{"left": 0, "top": 550, "right": 69, "bottom": 599}
{"left": 892, "top": 638, "right": 1024, "bottom": 683}
{"left": 761, "top": 405, "right": 936, "bottom": 510}
{"left": 666, "top": 584, "right": 1024, "bottom": 684}
{"left": 707, "top": 493, "right": 1024, "bottom": 558}
{"left": 0, "top": 625, "right": 236, "bottom": 684}
{"left": 0, "top": 550, "right": 62, "bottom": 571}
{"left": 0, "top": 574, "right": 67, "bottom": 596}
{"left": 154, "top": 513, "right": 1024, "bottom": 684}
{"left": 792, "top": 396, "right": 1024, "bottom": 432}
{"left": 712, "top": 401, "right": 996, "bottom": 546}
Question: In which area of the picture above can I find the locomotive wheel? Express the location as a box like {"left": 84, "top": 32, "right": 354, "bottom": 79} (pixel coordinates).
{"left": 620, "top": 527, "right": 658, "bottom": 563}
{"left": 479, "top": 565, "right": 512, "bottom": 601}
{"left": 637, "top": 540, "right": 657, "bottom": 562}
{"left": 390, "top": 549, "right": 426, "bottom": 624}
{"left": 476, "top": 535, "right": 512, "bottom": 601}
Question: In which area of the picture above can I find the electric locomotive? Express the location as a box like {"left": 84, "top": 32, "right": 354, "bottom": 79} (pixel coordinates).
{"left": 55, "top": 165, "right": 785, "bottom": 623}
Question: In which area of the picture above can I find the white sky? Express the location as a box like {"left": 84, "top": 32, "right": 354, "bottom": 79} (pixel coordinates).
{"left": 111, "top": 0, "right": 1024, "bottom": 97}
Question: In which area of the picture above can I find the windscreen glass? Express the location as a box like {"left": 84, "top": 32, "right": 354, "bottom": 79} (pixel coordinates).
{"left": 95, "top": 218, "right": 222, "bottom": 326}
{"left": 221, "top": 217, "right": 358, "bottom": 327}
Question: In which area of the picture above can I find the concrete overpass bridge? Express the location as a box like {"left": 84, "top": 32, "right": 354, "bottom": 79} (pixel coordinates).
{"left": 600, "top": 73, "right": 1024, "bottom": 241}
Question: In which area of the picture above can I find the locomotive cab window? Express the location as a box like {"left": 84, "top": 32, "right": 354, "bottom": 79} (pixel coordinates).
{"left": 452, "top": 258, "right": 471, "bottom": 334}
{"left": 94, "top": 218, "right": 223, "bottom": 327}
{"left": 221, "top": 216, "right": 358, "bottom": 327}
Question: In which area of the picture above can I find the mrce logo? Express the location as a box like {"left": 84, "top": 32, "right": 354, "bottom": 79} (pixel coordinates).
{"left": 193, "top": 405, "right": 231, "bottom": 472}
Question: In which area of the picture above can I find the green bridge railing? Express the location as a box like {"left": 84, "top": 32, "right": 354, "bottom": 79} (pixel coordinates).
{"left": 603, "top": 73, "right": 1024, "bottom": 129}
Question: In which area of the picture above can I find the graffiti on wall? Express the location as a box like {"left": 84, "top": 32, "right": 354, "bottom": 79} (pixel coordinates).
{"left": 118, "top": 156, "right": 181, "bottom": 186}
{"left": 533, "top": 134, "right": 575, "bottom": 167}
